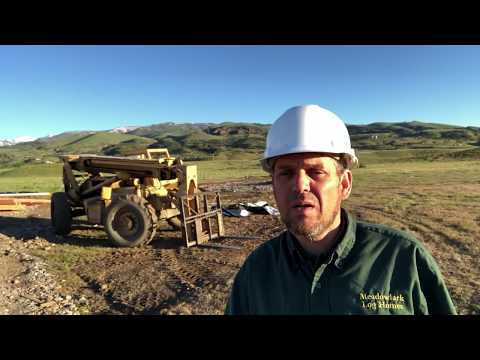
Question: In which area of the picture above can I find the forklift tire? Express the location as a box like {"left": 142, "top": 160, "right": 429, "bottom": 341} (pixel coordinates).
{"left": 51, "top": 192, "right": 72, "bottom": 235}
{"left": 166, "top": 216, "right": 182, "bottom": 230}
{"left": 104, "top": 195, "right": 158, "bottom": 247}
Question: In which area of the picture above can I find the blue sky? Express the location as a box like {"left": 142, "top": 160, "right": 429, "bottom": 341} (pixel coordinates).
{"left": 1, "top": 45, "right": 479, "bottom": 139}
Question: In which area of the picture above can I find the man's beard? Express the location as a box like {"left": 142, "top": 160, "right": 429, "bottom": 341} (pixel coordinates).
{"left": 282, "top": 195, "right": 342, "bottom": 242}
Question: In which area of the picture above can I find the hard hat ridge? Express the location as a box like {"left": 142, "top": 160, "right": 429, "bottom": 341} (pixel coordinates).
{"left": 261, "top": 104, "right": 358, "bottom": 173}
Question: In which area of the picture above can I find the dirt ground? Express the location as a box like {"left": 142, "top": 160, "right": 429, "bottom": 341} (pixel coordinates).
{"left": 0, "top": 178, "right": 478, "bottom": 315}
{"left": 0, "top": 179, "right": 285, "bottom": 315}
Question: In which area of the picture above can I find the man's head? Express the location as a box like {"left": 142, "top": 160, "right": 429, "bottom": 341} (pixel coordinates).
{"left": 262, "top": 105, "right": 357, "bottom": 246}
{"left": 272, "top": 152, "right": 352, "bottom": 242}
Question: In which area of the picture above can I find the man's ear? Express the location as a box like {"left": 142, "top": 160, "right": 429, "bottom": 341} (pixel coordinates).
{"left": 340, "top": 170, "right": 353, "bottom": 200}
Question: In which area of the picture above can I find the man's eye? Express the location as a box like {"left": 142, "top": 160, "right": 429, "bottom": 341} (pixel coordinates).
{"left": 310, "top": 170, "right": 327, "bottom": 178}
{"left": 277, "top": 170, "right": 292, "bottom": 177}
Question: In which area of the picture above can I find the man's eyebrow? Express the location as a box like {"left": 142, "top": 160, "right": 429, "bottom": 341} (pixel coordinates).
{"left": 306, "top": 163, "right": 328, "bottom": 169}
{"left": 275, "top": 162, "right": 329, "bottom": 170}
{"left": 275, "top": 164, "right": 293, "bottom": 171}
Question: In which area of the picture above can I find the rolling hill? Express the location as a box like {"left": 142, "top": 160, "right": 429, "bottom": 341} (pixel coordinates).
{"left": 0, "top": 120, "right": 478, "bottom": 166}
{"left": 348, "top": 121, "right": 479, "bottom": 150}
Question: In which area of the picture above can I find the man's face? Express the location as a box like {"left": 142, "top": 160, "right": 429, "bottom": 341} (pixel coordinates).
{"left": 272, "top": 153, "right": 352, "bottom": 241}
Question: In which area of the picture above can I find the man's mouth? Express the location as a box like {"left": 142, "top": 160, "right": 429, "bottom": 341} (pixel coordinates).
{"left": 292, "top": 202, "right": 315, "bottom": 209}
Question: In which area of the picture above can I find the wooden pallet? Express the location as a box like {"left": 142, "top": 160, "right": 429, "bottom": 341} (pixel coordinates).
{"left": 179, "top": 192, "right": 225, "bottom": 247}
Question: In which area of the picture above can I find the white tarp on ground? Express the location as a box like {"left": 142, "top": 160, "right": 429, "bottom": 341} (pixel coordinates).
{"left": 221, "top": 201, "right": 280, "bottom": 217}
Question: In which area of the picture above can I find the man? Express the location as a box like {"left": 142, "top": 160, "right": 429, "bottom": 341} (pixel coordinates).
{"left": 225, "top": 104, "right": 456, "bottom": 315}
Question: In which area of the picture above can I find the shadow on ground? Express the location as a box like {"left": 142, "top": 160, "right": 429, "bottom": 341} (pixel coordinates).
{"left": 0, "top": 215, "right": 184, "bottom": 250}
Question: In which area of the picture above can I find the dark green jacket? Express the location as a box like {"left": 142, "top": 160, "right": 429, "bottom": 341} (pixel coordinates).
{"left": 225, "top": 209, "right": 457, "bottom": 315}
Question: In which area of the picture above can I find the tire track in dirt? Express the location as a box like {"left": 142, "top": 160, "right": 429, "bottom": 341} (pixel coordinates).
{"left": 70, "top": 240, "right": 248, "bottom": 315}
{"left": 72, "top": 248, "right": 160, "bottom": 314}
{"left": 157, "top": 249, "right": 233, "bottom": 294}
{"left": 146, "top": 246, "right": 249, "bottom": 314}
{"left": 157, "top": 249, "right": 200, "bottom": 292}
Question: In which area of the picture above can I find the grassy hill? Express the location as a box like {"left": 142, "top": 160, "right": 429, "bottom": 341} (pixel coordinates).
{"left": 0, "top": 120, "right": 478, "bottom": 168}
{"left": 356, "top": 147, "right": 480, "bottom": 166}
{"left": 102, "top": 123, "right": 268, "bottom": 161}
{"left": 0, "top": 132, "right": 156, "bottom": 166}
{"left": 348, "top": 121, "right": 479, "bottom": 150}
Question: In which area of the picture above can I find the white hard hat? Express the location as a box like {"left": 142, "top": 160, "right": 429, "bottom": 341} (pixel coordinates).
{"left": 261, "top": 104, "right": 358, "bottom": 173}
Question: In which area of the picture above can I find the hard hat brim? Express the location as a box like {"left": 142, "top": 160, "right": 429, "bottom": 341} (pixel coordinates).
{"left": 261, "top": 151, "right": 358, "bottom": 174}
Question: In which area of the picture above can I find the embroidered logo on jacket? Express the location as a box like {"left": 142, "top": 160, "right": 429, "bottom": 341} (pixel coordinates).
{"left": 359, "top": 292, "right": 406, "bottom": 311}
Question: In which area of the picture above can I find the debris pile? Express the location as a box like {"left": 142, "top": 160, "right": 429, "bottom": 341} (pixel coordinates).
{"left": 221, "top": 201, "right": 280, "bottom": 217}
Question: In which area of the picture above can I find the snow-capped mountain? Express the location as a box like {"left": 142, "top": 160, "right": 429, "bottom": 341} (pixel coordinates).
{"left": 0, "top": 139, "right": 14, "bottom": 146}
{"left": 1, "top": 125, "right": 139, "bottom": 146}
{"left": 0, "top": 136, "right": 37, "bottom": 147}
{"left": 14, "top": 136, "right": 37, "bottom": 143}
{"left": 109, "top": 126, "right": 140, "bottom": 134}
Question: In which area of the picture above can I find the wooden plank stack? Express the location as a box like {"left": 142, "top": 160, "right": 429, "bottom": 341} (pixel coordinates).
{"left": 0, "top": 198, "right": 25, "bottom": 211}
{"left": 0, "top": 193, "right": 51, "bottom": 211}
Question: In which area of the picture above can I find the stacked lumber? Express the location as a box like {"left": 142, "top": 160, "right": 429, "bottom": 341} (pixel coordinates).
{"left": 0, "top": 198, "right": 25, "bottom": 211}
{"left": 13, "top": 198, "right": 51, "bottom": 205}
{"left": 0, "top": 192, "right": 51, "bottom": 211}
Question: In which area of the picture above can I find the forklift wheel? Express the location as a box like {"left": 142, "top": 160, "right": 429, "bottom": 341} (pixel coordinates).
{"left": 51, "top": 192, "right": 72, "bottom": 235}
{"left": 104, "top": 195, "right": 157, "bottom": 247}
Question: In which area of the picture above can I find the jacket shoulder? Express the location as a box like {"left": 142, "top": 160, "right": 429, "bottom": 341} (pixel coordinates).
{"left": 356, "top": 220, "right": 423, "bottom": 249}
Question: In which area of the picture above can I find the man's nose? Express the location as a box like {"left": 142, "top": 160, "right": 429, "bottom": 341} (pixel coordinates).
{"left": 293, "top": 170, "right": 310, "bottom": 193}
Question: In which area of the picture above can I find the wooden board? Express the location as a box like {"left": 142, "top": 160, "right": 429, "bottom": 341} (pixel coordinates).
{"left": 14, "top": 199, "right": 51, "bottom": 205}
{"left": 0, "top": 199, "right": 16, "bottom": 206}
{"left": 0, "top": 204, "right": 25, "bottom": 211}
{"left": 0, "top": 198, "right": 50, "bottom": 206}
{"left": 0, "top": 198, "right": 27, "bottom": 211}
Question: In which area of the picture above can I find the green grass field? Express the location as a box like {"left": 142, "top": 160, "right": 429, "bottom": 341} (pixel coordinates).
{"left": 0, "top": 149, "right": 479, "bottom": 191}
{"left": 0, "top": 164, "right": 63, "bottom": 193}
